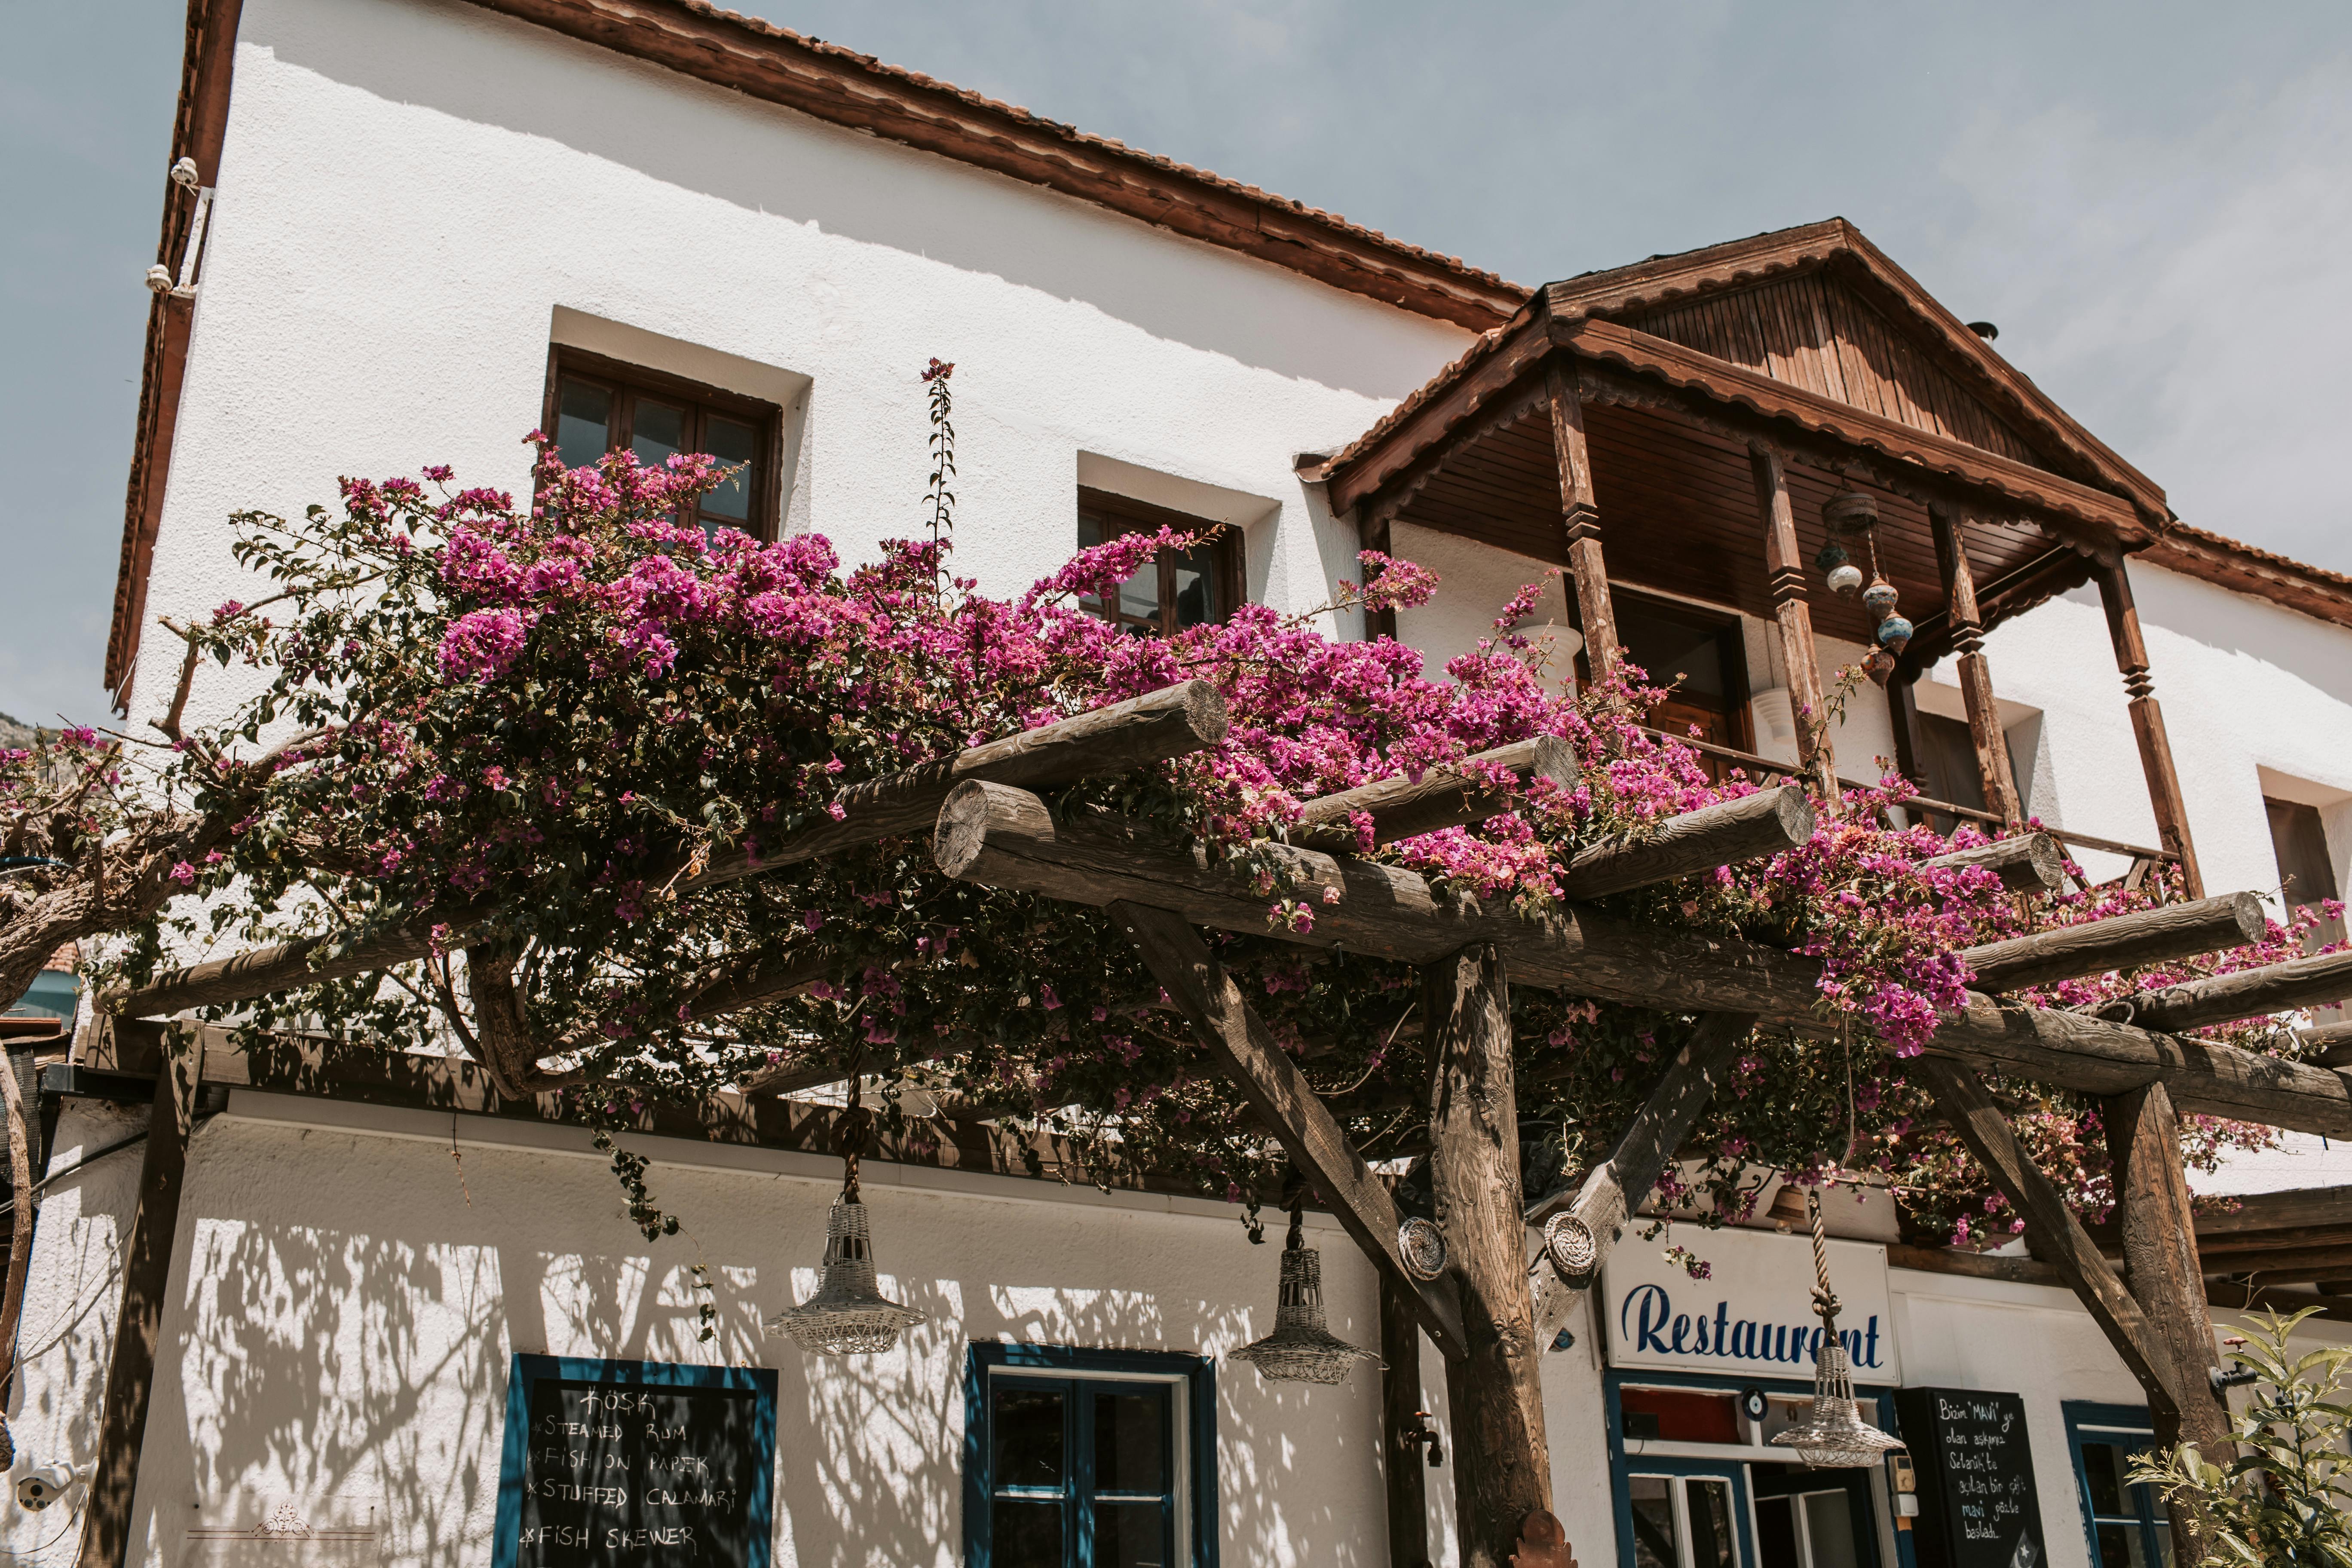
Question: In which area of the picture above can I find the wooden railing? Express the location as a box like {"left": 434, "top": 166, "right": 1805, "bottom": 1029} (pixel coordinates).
{"left": 1636, "top": 726, "right": 2179, "bottom": 867}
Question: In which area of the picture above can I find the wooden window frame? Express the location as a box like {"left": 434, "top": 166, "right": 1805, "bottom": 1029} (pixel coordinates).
{"left": 1608, "top": 586, "right": 1756, "bottom": 754}
{"left": 1075, "top": 487, "right": 1246, "bottom": 634}
{"left": 540, "top": 346, "right": 784, "bottom": 539}
{"left": 962, "top": 1344, "right": 1218, "bottom": 1568}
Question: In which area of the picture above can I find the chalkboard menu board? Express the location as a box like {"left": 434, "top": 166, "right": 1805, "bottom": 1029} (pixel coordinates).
{"left": 1893, "top": 1388, "right": 2047, "bottom": 1568}
{"left": 493, "top": 1356, "right": 778, "bottom": 1568}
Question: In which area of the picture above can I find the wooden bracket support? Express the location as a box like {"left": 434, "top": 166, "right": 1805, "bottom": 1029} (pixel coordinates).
{"left": 1912, "top": 1057, "right": 2183, "bottom": 1419}
{"left": 1529, "top": 1013, "right": 1758, "bottom": 1346}
{"left": 1110, "top": 901, "right": 1471, "bottom": 1361}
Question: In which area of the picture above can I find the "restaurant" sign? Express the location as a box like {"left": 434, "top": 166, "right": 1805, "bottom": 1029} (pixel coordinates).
{"left": 1602, "top": 1223, "right": 1899, "bottom": 1381}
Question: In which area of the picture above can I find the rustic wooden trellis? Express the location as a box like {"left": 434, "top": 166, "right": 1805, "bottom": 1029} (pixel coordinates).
{"left": 71, "top": 680, "right": 2352, "bottom": 1568}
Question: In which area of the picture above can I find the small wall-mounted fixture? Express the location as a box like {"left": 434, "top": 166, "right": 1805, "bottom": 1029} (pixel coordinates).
{"left": 144, "top": 157, "right": 214, "bottom": 301}
{"left": 1967, "top": 321, "right": 1999, "bottom": 341}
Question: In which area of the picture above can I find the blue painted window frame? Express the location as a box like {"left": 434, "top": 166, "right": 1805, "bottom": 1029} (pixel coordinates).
{"left": 492, "top": 1353, "right": 778, "bottom": 1568}
{"left": 2061, "top": 1402, "right": 2169, "bottom": 1568}
{"left": 1604, "top": 1366, "right": 1908, "bottom": 1568}
{"left": 963, "top": 1344, "right": 1218, "bottom": 1568}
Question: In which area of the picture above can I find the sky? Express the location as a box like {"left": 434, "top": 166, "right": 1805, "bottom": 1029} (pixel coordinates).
{"left": 3, "top": 0, "right": 2349, "bottom": 728}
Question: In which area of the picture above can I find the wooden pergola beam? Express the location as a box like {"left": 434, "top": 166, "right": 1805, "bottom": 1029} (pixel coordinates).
{"left": 1559, "top": 786, "right": 1812, "bottom": 900}
{"left": 1925, "top": 833, "right": 2066, "bottom": 894}
{"left": 1422, "top": 942, "right": 1553, "bottom": 1568}
{"left": 1110, "top": 901, "right": 1471, "bottom": 1360}
{"left": 934, "top": 781, "right": 2352, "bottom": 1136}
{"left": 1913, "top": 1057, "right": 2180, "bottom": 1418}
{"left": 2098, "top": 948, "right": 2352, "bottom": 1035}
{"left": 1958, "top": 892, "right": 2264, "bottom": 994}
{"left": 107, "top": 681, "right": 1230, "bottom": 1020}
{"left": 1292, "top": 737, "right": 1580, "bottom": 851}
{"left": 76, "top": 1046, "right": 201, "bottom": 1568}
{"left": 1528, "top": 1013, "right": 1757, "bottom": 1347}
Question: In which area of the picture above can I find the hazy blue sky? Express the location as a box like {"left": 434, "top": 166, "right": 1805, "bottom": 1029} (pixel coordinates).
{"left": 5, "top": 1, "right": 2348, "bottom": 727}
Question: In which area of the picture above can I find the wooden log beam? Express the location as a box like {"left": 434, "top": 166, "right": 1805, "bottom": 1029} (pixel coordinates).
{"left": 2096, "top": 949, "right": 2352, "bottom": 1035}
{"left": 77, "top": 1045, "right": 201, "bottom": 1568}
{"left": 1109, "top": 900, "right": 1470, "bottom": 1360}
{"left": 1380, "top": 1276, "right": 1436, "bottom": 1568}
{"left": 939, "top": 780, "right": 1820, "bottom": 1020}
{"left": 935, "top": 781, "right": 2352, "bottom": 1137}
{"left": 107, "top": 682, "right": 1228, "bottom": 1020}
{"left": 1925, "top": 834, "right": 2066, "bottom": 895}
{"left": 2307, "top": 1019, "right": 2352, "bottom": 1068}
{"left": 1529, "top": 1013, "right": 1758, "bottom": 1347}
{"left": 2199, "top": 1244, "right": 2352, "bottom": 1279}
{"left": 1959, "top": 892, "right": 2264, "bottom": 994}
{"left": 1292, "top": 737, "right": 1580, "bottom": 851}
{"left": 1560, "top": 785, "right": 1813, "bottom": 900}
{"left": 2104, "top": 1082, "right": 2232, "bottom": 1509}
{"left": 1423, "top": 943, "right": 1550, "bottom": 1568}
{"left": 1913, "top": 1057, "right": 2181, "bottom": 1420}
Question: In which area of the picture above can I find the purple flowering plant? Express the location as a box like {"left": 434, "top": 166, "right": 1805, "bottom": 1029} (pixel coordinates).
{"left": 18, "top": 373, "right": 2335, "bottom": 1243}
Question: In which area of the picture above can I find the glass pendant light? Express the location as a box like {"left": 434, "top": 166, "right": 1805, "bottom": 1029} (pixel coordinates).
{"left": 1771, "top": 1188, "right": 1904, "bottom": 1469}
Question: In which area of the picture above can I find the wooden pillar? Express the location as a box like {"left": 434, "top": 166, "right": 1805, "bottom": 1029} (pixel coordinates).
{"left": 1929, "top": 506, "right": 2024, "bottom": 826}
{"left": 77, "top": 1044, "right": 199, "bottom": 1568}
{"left": 1886, "top": 663, "right": 1929, "bottom": 791}
{"left": 2104, "top": 1082, "right": 2230, "bottom": 1556}
{"left": 1423, "top": 943, "right": 1554, "bottom": 1568}
{"left": 1545, "top": 361, "right": 1620, "bottom": 688}
{"left": 1750, "top": 445, "right": 1838, "bottom": 800}
{"left": 1360, "top": 512, "right": 1400, "bottom": 643}
{"left": 1381, "top": 1277, "right": 1435, "bottom": 1568}
{"left": 2092, "top": 560, "right": 2205, "bottom": 896}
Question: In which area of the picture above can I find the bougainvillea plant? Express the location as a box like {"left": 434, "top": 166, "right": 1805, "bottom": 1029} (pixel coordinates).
{"left": 7, "top": 367, "right": 2337, "bottom": 1261}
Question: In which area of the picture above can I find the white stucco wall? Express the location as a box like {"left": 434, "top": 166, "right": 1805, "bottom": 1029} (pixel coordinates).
{"left": 1950, "top": 564, "right": 2352, "bottom": 895}
{"left": 8, "top": 1093, "right": 1400, "bottom": 1568}
{"left": 131, "top": 0, "right": 1471, "bottom": 732}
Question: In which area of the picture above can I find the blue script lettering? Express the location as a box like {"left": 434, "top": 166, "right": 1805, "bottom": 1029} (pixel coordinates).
{"left": 1618, "top": 1283, "right": 1884, "bottom": 1369}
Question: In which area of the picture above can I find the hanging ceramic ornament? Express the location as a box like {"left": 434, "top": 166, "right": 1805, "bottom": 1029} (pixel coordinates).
{"left": 1231, "top": 1204, "right": 1377, "bottom": 1385}
{"left": 1861, "top": 647, "right": 1898, "bottom": 687}
{"left": 1876, "top": 615, "right": 1914, "bottom": 656}
{"left": 1813, "top": 542, "right": 1864, "bottom": 597}
{"left": 1771, "top": 1189, "right": 1904, "bottom": 1469}
{"left": 770, "top": 1116, "right": 926, "bottom": 1356}
{"left": 1861, "top": 578, "right": 1900, "bottom": 624}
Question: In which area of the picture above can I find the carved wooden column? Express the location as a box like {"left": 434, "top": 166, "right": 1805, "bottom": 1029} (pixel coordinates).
{"left": 1381, "top": 1277, "right": 1435, "bottom": 1568}
{"left": 2105, "top": 1082, "right": 2230, "bottom": 1563}
{"left": 1423, "top": 943, "right": 1556, "bottom": 1568}
{"left": 1545, "top": 361, "right": 1620, "bottom": 687}
{"left": 2092, "top": 560, "right": 2205, "bottom": 896}
{"left": 1750, "top": 445, "right": 1838, "bottom": 799}
{"left": 1929, "top": 505, "right": 2024, "bottom": 826}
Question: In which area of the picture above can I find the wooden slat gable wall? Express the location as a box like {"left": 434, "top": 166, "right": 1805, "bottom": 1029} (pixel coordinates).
{"left": 1627, "top": 270, "right": 2052, "bottom": 472}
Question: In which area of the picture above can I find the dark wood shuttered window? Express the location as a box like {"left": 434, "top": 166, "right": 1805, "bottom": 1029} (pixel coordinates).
{"left": 541, "top": 347, "right": 781, "bottom": 539}
{"left": 1075, "top": 488, "right": 1243, "bottom": 635}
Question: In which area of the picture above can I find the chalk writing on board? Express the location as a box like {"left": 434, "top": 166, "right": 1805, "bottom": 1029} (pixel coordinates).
{"left": 495, "top": 1358, "right": 776, "bottom": 1568}
{"left": 1892, "top": 1387, "right": 2046, "bottom": 1568}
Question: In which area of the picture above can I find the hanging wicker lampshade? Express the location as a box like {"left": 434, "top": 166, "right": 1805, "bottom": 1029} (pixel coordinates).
{"left": 1231, "top": 1206, "right": 1376, "bottom": 1385}
{"left": 770, "top": 1115, "right": 925, "bottom": 1357}
{"left": 1771, "top": 1189, "right": 1904, "bottom": 1470}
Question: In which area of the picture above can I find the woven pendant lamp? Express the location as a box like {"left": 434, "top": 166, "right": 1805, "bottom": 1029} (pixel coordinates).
{"left": 1230, "top": 1204, "right": 1376, "bottom": 1385}
{"left": 1771, "top": 1188, "right": 1903, "bottom": 1469}
{"left": 770, "top": 1111, "right": 925, "bottom": 1357}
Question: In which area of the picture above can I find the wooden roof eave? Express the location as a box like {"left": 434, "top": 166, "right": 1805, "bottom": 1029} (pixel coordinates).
{"left": 1559, "top": 319, "right": 2152, "bottom": 552}
{"left": 1539, "top": 219, "right": 2170, "bottom": 525}
{"left": 1322, "top": 309, "right": 2151, "bottom": 566}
